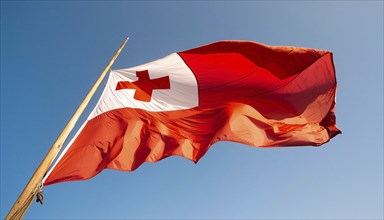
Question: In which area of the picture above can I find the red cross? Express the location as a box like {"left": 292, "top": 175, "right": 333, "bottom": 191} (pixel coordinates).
{"left": 115, "top": 70, "right": 170, "bottom": 102}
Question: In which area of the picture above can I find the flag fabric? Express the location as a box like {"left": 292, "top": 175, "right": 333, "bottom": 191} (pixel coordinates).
{"left": 43, "top": 41, "right": 340, "bottom": 185}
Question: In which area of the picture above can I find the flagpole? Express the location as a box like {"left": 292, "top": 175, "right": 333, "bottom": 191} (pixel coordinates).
{"left": 6, "top": 37, "right": 129, "bottom": 220}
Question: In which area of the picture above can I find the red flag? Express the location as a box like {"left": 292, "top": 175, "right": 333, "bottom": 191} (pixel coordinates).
{"left": 43, "top": 41, "right": 340, "bottom": 185}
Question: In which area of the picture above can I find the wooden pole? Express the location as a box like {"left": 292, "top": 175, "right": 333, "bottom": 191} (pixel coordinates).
{"left": 6, "top": 38, "right": 129, "bottom": 220}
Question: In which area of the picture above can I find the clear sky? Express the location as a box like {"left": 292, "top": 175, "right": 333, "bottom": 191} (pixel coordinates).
{"left": 1, "top": 1, "right": 383, "bottom": 219}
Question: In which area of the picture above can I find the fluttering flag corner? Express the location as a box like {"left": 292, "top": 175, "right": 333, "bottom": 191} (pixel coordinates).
{"left": 43, "top": 40, "right": 341, "bottom": 185}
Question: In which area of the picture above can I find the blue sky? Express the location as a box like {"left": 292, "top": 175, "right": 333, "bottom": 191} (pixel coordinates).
{"left": 1, "top": 1, "right": 383, "bottom": 219}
